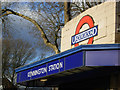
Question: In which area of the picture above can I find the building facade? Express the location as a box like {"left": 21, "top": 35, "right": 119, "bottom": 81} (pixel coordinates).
{"left": 15, "top": 1, "right": 120, "bottom": 90}
{"left": 61, "top": 1, "right": 120, "bottom": 52}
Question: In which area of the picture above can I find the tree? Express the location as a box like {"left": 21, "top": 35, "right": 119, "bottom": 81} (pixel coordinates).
{"left": 1, "top": 1, "right": 104, "bottom": 54}
{"left": 1, "top": 1, "right": 106, "bottom": 89}
{"left": 64, "top": 2, "right": 71, "bottom": 24}
{"left": 69, "top": 0, "right": 104, "bottom": 19}
{"left": 1, "top": 2, "right": 65, "bottom": 54}
{"left": 2, "top": 39, "right": 36, "bottom": 89}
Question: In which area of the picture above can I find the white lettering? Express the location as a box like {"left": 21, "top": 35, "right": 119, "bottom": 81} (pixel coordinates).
{"left": 48, "top": 62, "right": 63, "bottom": 72}
{"left": 27, "top": 62, "right": 64, "bottom": 78}
{"left": 71, "top": 25, "right": 98, "bottom": 45}
{"left": 59, "top": 62, "right": 63, "bottom": 68}
{"left": 28, "top": 67, "right": 47, "bottom": 77}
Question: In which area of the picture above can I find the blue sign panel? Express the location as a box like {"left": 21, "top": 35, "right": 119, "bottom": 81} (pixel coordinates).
{"left": 30, "top": 64, "right": 47, "bottom": 80}
{"left": 60, "top": 58, "right": 64, "bottom": 72}
{"left": 47, "top": 60, "right": 59, "bottom": 75}
{"left": 17, "top": 72, "right": 20, "bottom": 83}
{"left": 19, "top": 69, "right": 31, "bottom": 83}
{"left": 47, "top": 59, "right": 64, "bottom": 75}
{"left": 65, "top": 52, "right": 83, "bottom": 70}
{"left": 71, "top": 25, "right": 98, "bottom": 45}
{"left": 16, "top": 44, "right": 120, "bottom": 83}
{"left": 17, "top": 52, "right": 83, "bottom": 83}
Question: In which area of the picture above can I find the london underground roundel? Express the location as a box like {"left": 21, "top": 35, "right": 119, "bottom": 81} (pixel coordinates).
{"left": 71, "top": 15, "right": 98, "bottom": 47}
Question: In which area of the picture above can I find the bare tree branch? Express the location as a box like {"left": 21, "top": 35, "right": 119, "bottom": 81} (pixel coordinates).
{"left": 64, "top": 2, "right": 71, "bottom": 24}
{"left": 1, "top": 9, "right": 60, "bottom": 54}
{"left": 2, "top": 39, "right": 36, "bottom": 89}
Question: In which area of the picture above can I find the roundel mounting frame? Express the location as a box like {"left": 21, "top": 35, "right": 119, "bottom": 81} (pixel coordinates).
{"left": 74, "top": 15, "right": 95, "bottom": 47}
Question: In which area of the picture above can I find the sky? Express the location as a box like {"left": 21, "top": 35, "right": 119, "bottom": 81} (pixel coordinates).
{"left": 1, "top": 2, "right": 57, "bottom": 64}
{"left": 1, "top": 0, "right": 72, "bottom": 2}
{"left": 1, "top": 1, "right": 106, "bottom": 64}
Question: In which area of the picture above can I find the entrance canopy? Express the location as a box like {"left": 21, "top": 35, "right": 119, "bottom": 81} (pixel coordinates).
{"left": 15, "top": 44, "right": 120, "bottom": 87}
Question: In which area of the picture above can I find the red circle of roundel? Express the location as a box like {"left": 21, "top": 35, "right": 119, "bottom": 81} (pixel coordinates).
{"left": 75, "top": 15, "right": 94, "bottom": 47}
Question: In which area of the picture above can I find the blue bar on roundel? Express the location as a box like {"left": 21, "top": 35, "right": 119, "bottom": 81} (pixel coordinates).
{"left": 71, "top": 25, "right": 98, "bottom": 45}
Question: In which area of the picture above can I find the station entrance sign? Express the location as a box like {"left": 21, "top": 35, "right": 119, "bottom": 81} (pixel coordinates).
{"left": 71, "top": 15, "right": 98, "bottom": 47}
